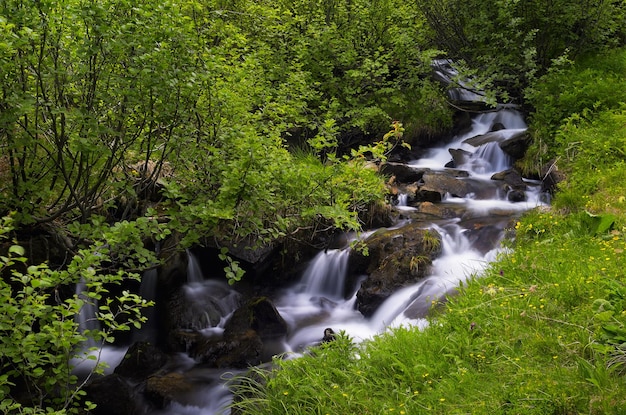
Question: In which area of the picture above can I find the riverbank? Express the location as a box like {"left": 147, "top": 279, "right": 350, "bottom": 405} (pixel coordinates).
{"left": 231, "top": 49, "right": 626, "bottom": 414}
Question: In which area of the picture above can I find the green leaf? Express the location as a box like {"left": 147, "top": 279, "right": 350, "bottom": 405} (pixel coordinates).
{"left": 8, "top": 245, "right": 24, "bottom": 256}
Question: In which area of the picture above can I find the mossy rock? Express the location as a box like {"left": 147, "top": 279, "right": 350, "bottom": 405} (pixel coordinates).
{"left": 349, "top": 222, "right": 442, "bottom": 317}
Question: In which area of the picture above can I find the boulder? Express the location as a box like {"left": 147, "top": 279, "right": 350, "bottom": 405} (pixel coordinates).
{"left": 114, "top": 341, "right": 169, "bottom": 380}
{"left": 83, "top": 374, "right": 140, "bottom": 415}
{"left": 417, "top": 202, "right": 460, "bottom": 219}
{"left": 491, "top": 169, "right": 526, "bottom": 188}
{"left": 499, "top": 130, "right": 531, "bottom": 159}
{"left": 380, "top": 162, "right": 426, "bottom": 183}
{"left": 349, "top": 222, "right": 442, "bottom": 317}
{"left": 414, "top": 188, "right": 443, "bottom": 203}
{"left": 185, "top": 297, "right": 287, "bottom": 368}
{"left": 189, "top": 330, "right": 264, "bottom": 368}
{"left": 223, "top": 297, "right": 288, "bottom": 340}
{"left": 448, "top": 148, "right": 472, "bottom": 168}
{"left": 491, "top": 122, "right": 506, "bottom": 132}
{"left": 421, "top": 171, "right": 473, "bottom": 198}
{"left": 491, "top": 169, "right": 527, "bottom": 202}
{"left": 464, "top": 130, "right": 505, "bottom": 147}
{"left": 464, "top": 224, "right": 503, "bottom": 255}
{"left": 507, "top": 189, "right": 527, "bottom": 202}
{"left": 165, "top": 288, "right": 234, "bottom": 352}
{"left": 145, "top": 372, "right": 194, "bottom": 409}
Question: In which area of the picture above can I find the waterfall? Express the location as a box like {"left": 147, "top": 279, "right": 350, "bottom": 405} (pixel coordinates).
{"left": 299, "top": 249, "right": 350, "bottom": 298}
{"left": 72, "top": 279, "right": 127, "bottom": 378}
{"left": 410, "top": 108, "right": 525, "bottom": 174}
{"left": 395, "top": 193, "right": 414, "bottom": 211}
{"left": 186, "top": 249, "right": 204, "bottom": 283}
{"left": 132, "top": 268, "right": 159, "bottom": 343}
{"left": 464, "top": 141, "right": 512, "bottom": 175}
{"left": 432, "top": 59, "right": 486, "bottom": 103}
{"left": 75, "top": 278, "right": 100, "bottom": 348}
{"left": 182, "top": 279, "right": 241, "bottom": 336}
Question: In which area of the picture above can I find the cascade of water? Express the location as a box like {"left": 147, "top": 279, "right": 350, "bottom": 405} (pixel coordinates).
{"left": 410, "top": 108, "right": 524, "bottom": 172}
{"left": 366, "top": 223, "right": 485, "bottom": 330}
{"left": 72, "top": 279, "right": 127, "bottom": 378}
{"left": 186, "top": 250, "right": 204, "bottom": 283}
{"left": 278, "top": 220, "right": 498, "bottom": 351}
{"left": 182, "top": 279, "right": 241, "bottom": 338}
{"left": 299, "top": 249, "right": 350, "bottom": 298}
{"left": 75, "top": 278, "right": 100, "bottom": 348}
{"left": 463, "top": 141, "right": 512, "bottom": 175}
{"left": 432, "top": 59, "right": 486, "bottom": 103}
{"left": 152, "top": 369, "right": 239, "bottom": 415}
{"left": 395, "top": 193, "right": 415, "bottom": 211}
{"left": 132, "top": 268, "right": 159, "bottom": 343}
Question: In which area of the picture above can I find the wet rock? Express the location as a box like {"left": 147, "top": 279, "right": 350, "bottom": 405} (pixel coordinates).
{"left": 422, "top": 171, "right": 473, "bottom": 198}
{"left": 391, "top": 183, "right": 419, "bottom": 203}
{"left": 417, "top": 202, "right": 459, "bottom": 219}
{"left": 464, "top": 130, "right": 505, "bottom": 147}
{"left": 145, "top": 372, "right": 194, "bottom": 409}
{"left": 190, "top": 330, "right": 264, "bottom": 368}
{"left": 491, "top": 122, "right": 506, "bottom": 132}
{"left": 380, "top": 162, "right": 426, "bottom": 183}
{"left": 186, "top": 297, "right": 287, "bottom": 368}
{"left": 115, "top": 341, "right": 169, "bottom": 380}
{"left": 165, "top": 289, "right": 230, "bottom": 352}
{"left": 83, "top": 374, "right": 140, "bottom": 415}
{"left": 448, "top": 148, "right": 472, "bottom": 168}
{"left": 167, "top": 329, "right": 205, "bottom": 353}
{"left": 414, "top": 188, "right": 443, "bottom": 203}
{"left": 499, "top": 130, "right": 531, "bottom": 159}
{"left": 400, "top": 279, "right": 448, "bottom": 319}
{"left": 349, "top": 222, "right": 442, "bottom": 317}
{"left": 464, "top": 224, "right": 503, "bottom": 255}
{"left": 224, "top": 297, "right": 288, "bottom": 340}
{"left": 491, "top": 169, "right": 526, "bottom": 188}
{"left": 507, "top": 189, "right": 527, "bottom": 202}
{"left": 491, "top": 169, "right": 527, "bottom": 202}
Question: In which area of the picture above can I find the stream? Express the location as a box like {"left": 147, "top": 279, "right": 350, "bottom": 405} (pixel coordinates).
{"left": 80, "top": 105, "right": 547, "bottom": 414}
{"left": 155, "top": 107, "right": 545, "bottom": 414}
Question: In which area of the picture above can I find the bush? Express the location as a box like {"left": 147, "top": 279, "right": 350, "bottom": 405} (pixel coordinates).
{"left": 524, "top": 48, "right": 626, "bottom": 170}
{"left": 0, "top": 215, "right": 153, "bottom": 414}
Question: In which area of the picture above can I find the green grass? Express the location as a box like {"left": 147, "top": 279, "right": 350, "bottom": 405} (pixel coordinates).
{"left": 231, "top": 48, "right": 626, "bottom": 414}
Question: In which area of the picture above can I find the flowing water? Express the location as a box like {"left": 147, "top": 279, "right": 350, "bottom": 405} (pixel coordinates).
{"left": 145, "top": 106, "right": 547, "bottom": 414}
{"left": 72, "top": 279, "right": 128, "bottom": 378}
{"left": 71, "top": 105, "right": 546, "bottom": 413}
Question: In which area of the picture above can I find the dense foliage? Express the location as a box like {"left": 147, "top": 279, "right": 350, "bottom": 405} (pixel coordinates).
{"left": 0, "top": 215, "right": 155, "bottom": 414}
{"left": 524, "top": 49, "right": 626, "bottom": 171}
{"left": 415, "top": 0, "right": 626, "bottom": 104}
{"left": 0, "top": 0, "right": 444, "bottom": 242}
